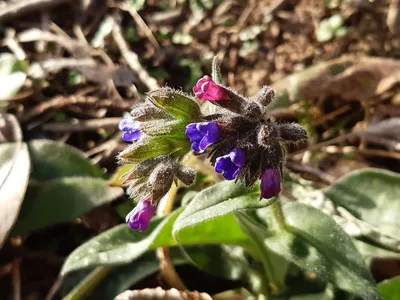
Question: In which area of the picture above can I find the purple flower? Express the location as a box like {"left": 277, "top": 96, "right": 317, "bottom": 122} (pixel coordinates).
{"left": 119, "top": 117, "right": 141, "bottom": 143}
{"left": 215, "top": 148, "right": 245, "bottom": 180}
{"left": 126, "top": 198, "right": 155, "bottom": 231}
{"left": 193, "top": 76, "right": 227, "bottom": 101}
{"left": 260, "top": 169, "right": 281, "bottom": 199}
{"left": 185, "top": 122, "right": 220, "bottom": 153}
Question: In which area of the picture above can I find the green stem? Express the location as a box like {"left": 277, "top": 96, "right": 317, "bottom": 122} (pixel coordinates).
{"left": 63, "top": 267, "right": 111, "bottom": 300}
{"left": 236, "top": 212, "right": 281, "bottom": 296}
{"left": 269, "top": 198, "right": 286, "bottom": 231}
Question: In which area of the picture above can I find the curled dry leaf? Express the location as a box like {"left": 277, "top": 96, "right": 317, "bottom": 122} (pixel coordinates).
{"left": 0, "top": 114, "right": 30, "bottom": 248}
{"left": 387, "top": 0, "right": 400, "bottom": 34}
{"left": 356, "top": 118, "right": 400, "bottom": 151}
{"left": 115, "top": 287, "right": 212, "bottom": 300}
{"left": 272, "top": 56, "right": 400, "bottom": 104}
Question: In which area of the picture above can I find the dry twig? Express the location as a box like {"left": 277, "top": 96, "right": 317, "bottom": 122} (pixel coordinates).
{"left": 41, "top": 117, "right": 121, "bottom": 132}
{"left": 0, "top": 0, "right": 72, "bottom": 22}
{"left": 112, "top": 17, "right": 159, "bottom": 91}
{"left": 21, "top": 95, "right": 134, "bottom": 122}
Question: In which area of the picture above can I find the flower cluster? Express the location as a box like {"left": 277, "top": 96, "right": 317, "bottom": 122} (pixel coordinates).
{"left": 117, "top": 62, "right": 307, "bottom": 231}
{"left": 185, "top": 75, "right": 307, "bottom": 199}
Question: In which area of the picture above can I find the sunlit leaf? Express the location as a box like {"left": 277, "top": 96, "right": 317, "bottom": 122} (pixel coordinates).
{"left": 173, "top": 181, "right": 273, "bottom": 238}
{"left": 147, "top": 88, "right": 201, "bottom": 122}
{"left": 263, "top": 203, "right": 380, "bottom": 300}
{"left": 0, "top": 143, "right": 30, "bottom": 246}
{"left": 0, "top": 53, "right": 27, "bottom": 100}
{"left": 326, "top": 168, "right": 400, "bottom": 248}
{"left": 378, "top": 276, "right": 400, "bottom": 300}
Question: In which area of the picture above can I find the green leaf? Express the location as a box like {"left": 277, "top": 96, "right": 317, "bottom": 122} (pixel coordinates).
{"left": 0, "top": 53, "right": 27, "bottom": 100}
{"left": 90, "top": 16, "right": 114, "bottom": 48}
{"left": 28, "top": 140, "right": 105, "bottom": 180}
{"left": 0, "top": 142, "right": 30, "bottom": 247}
{"left": 182, "top": 245, "right": 249, "bottom": 281}
{"left": 11, "top": 177, "right": 123, "bottom": 235}
{"left": 326, "top": 168, "right": 400, "bottom": 246}
{"left": 110, "top": 165, "right": 135, "bottom": 187}
{"left": 172, "top": 32, "right": 193, "bottom": 45}
{"left": 126, "top": 0, "right": 146, "bottom": 11}
{"left": 173, "top": 181, "right": 273, "bottom": 239}
{"left": 147, "top": 88, "right": 201, "bottom": 122}
{"left": 62, "top": 200, "right": 254, "bottom": 275}
{"left": 378, "top": 276, "right": 400, "bottom": 300}
{"left": 85, "top": 249, "right": 189, "bottom": 300}
{"left": 237, "top": 210, "right": 290, "bottom": 294}
{"left": 61, "top": 209, "right": 182, "bottom": 275}
{"left": 317, "top": 20, "right": 334, "bottom": 42}
{"left": 264, "top": 203, "right": 380, "bottom": 300}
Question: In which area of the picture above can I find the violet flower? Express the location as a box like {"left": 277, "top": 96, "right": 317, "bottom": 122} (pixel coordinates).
{"left": 119, "top": 118, "right": 141, "bottom": 143}
{"left": 215, "top": 148, "right": 245, "bottom": 180}
{"left": 185, "top": 122, "right": 220, "bottom": 153}
{"left": 260, "top": 169, "right": 281, "bottom": 199}
{"left": 126, "top": 198, "right": 155, "bottom": 231}
{"left": 193, "top": 75, "right": 227, "bottom": 101}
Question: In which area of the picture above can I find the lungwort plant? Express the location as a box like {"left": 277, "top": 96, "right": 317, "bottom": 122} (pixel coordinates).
{"left": 61, "top": 60, "right": 384, "bottom": 300}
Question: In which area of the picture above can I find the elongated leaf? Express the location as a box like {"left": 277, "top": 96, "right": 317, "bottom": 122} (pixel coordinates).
{"left": 173, "top": 181, "right": 273, "bottom": 238}
{"left": 147, "top": 88, "right": 201, "bottom": 122}
{"left": 0, "top": 143, "right": 30, "bottom": 247}
{"left": 378, "top": 276, "right": 400, "bottom": 300}
{"left": 326, "top": 168, "right": 400, "bottom": 240}
{"left": 62, "top": 205, "right": 252, "bottom": 275}
{"left": 61, "top": 210, "right": 181, "bottom": 275}
{"left": 89, "top": 250, "right": 188, "bottom": 299}
{"left": 62, "top": 249, "right": 189, "bottom": 300}
{"left": 237, "top": 211, "right": 290, "bottom": 293}
{"left": 28, "top": 139, "right": 105, "bottom": 180}
{"left": 12, "top": 177, "right": 123, "bottom": 235}
{"left": 264, "top": 203, "right": 380, "bottom": 300}
{"left": 183, "top": 244, "right": 249, "bottom": 281}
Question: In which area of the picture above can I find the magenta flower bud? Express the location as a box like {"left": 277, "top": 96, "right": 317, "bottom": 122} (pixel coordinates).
{"left": 260, "top": 169, "right": 281, "bottom": 199}
{"left": 193, "top": 75, "right": 227, "bottom": 101}
{"left": 185, "top": 122, "right": 220, "bottom": 153}
{"left": 119, "top": 117, "right": 142, "bottom": 143}
{"left": 125, "top": 198, "right": 155, "bottom": 231}
{"left": 215, "top": 148, "right": 245, "bottom": 180}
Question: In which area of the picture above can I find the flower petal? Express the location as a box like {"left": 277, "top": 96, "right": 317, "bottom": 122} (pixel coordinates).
{"left": 123, "top": 130, "right": 142, "bottom": 142}
{"left": 126, "top": 199, "right": 155, "bottom": 231}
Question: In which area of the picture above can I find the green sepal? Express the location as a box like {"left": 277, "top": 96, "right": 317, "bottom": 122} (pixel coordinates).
{"left": 147, "top": 88, "right": 202, "bottom": 122}
{"left": 118, "top": 136, "right": 190, "bottom": 164}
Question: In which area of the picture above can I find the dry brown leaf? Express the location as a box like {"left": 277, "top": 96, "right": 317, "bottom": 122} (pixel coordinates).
{"left": 272, "top": 56, "right": 400, "bottom": 104}
{"left": 115, "top": 287, "right": 212, "bottom": 300}
{"left": 387, "top": 0, "right": 400, "bottom": 34}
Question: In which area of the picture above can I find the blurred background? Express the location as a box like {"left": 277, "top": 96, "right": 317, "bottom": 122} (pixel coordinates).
{"left": 1, "top": 0, "right": 400, "bottom": 299}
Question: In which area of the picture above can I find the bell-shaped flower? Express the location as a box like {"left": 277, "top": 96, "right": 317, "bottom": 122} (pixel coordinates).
{"left": 215, "top": 148, "right": 245, "bottom": 180}
{"left": 185, "top": 122, "right": 220, "bottom": 153}
{"left": 126, "top": 198, "right": 155, "bottom": 231}
{"left": 260, "top": 169, "right": 281, "bottom": 199}
{"left": 119, "top": 118, "right": 142, "bottom": 143}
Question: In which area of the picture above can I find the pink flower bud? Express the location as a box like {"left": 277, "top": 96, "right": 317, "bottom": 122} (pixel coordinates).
{"left": 193, "top": 76, "right": 227, "bottom": 101}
